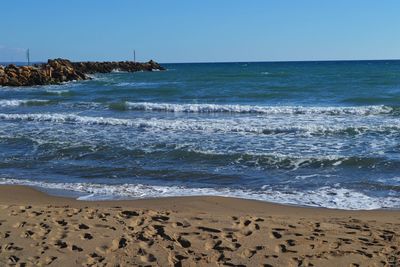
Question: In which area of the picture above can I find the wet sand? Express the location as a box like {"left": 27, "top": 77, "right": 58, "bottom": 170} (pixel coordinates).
{"left": 0, "top": 185, "right": 399, "bottom": 266}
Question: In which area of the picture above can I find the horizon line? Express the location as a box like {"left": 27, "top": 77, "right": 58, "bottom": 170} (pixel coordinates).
{"left": 160, "top": 58, "right": 400, "bottom": 64}
{"left": 1, "top": 58, "right": 400, "bottom": 65}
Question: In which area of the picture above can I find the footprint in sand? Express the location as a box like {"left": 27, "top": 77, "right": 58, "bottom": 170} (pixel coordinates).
{"left": 110, "top": 237, "right": 128, "bottom": 251}
{"left": 54, "top": 240, "right": 68, "bottom": 249}
{"left": 87, "top": 252, "right": 105, "bottom": 265}
{"left": 138, "top": 248, "right": 157, "bottom": 263}
{"left": 270, "top": 231, "right": 282, "bottom": 239}
{"left": 129, "top": 217, "right": 145, "bottom": 227}
{"left": 28, "top": 210, "right": 43, "bottom": 217}
{"left": 71, "top": 244, "right": 83, "bottom": 252}
{"left": 172, "top": 220, "right": 191, "bottom": 228}
{"left": 8, "top": 255, "right": 20, "bottom": 264}
{"left": 151, "top": 214, "right": 170, "bottom": 222}
{"left": 2, "top": 230, "right": 11, "bottom": 238}
{"left": 275, "top": 244, "right": 297, "bottom": 253}
{"left": 119, "top": 210, "right": 139, "bottom": 219}
{"left": 82, "top": 233, "right": 93, "bottom": 240}
{"left": 13, "top": 221, "right": 26, "bottom": 228}
{"left": 78, "top": 223, "right": 90, "bottom": 230}
{"left": 241, "top": 248, "right": 257, "bottom": 258}
{"left": 56, "top": 219, "right": 68, "bottom": 226}
{"left": 197, "top": 226, "right": 221, "bottom": 233}
{"left": 233, "top": 217, "right": 261, "bottom": 237}
{"left": 95, "top": 244, "right": 109, "bottom": 254}
{"left": 22, "top": 229, "right": 34, "bottom": 238}
{"left": 168, "top": 253, "right": 188, "bottom": 266}
{"left": 286, "top": 239, "right": 296, "bottom": 246}
{"left": 3, "top": 242, "right": 23, "bottom": 252}
{"left": 177, "top": 236, "right": 191, "bottom": 248}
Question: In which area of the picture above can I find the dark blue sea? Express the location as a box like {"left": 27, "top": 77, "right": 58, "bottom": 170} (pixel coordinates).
{"left": 1, "top": 60, "right": 400, "bottom": 209}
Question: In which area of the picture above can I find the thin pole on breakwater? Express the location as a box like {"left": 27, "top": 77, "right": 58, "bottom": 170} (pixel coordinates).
{"left": 26, "top": 49, "right": 30, "bottom": 66}
{"left": 133, "top": 50, "right": 136, "bottom": 63}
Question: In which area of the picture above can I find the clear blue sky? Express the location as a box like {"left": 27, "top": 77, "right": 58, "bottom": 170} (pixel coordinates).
{"left": 1, "top": 0, "right": 399, "bottom": 63}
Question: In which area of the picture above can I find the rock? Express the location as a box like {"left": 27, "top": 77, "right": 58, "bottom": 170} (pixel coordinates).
{"left": 0, "top": 76, "right": 8, "bottom": 84}
{"left": 71, "top": 60, "right": 165, "bottom": 74}
{"left": 7, "top": 77, "right": 22, "bottom": 86}
{"left": 6, "top": 70, "right": 18, "bottom": 79}
{"left": 7, "top": 64, "right": 18, "bottom": 70}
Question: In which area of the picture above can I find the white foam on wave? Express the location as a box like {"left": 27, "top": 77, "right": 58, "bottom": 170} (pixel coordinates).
{"left": 111, "top": 69, "right": 126, "bottom": 73}
{"left": 115, "top": 81, "right": 180, "bottom": 87}
{"left": 0, "top": 113, "right": 133, "bottom": 126}
{"left": 123, "top": 102, "right": 392, "bottom": 115}
{"left": 0, "top": 112, "right": 399, "bottom": 136}
{"left": 0, "top": 177, "right": 398, "bottom": 210}
{"left": 0, "top": 80, "right": 82, "bottom": 91}
{"left": 0, "top": 99, "right": 50, "bottom": 107}
{"left": 45, "top": 89, "right": 70, "bottom": 95}
{"left": 116, "top": 82, "right": 153, "bottom": 87}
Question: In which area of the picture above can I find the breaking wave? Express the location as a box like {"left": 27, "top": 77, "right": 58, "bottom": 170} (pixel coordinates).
{"left": 116, "top": 102, "right": 394, "bottom": 115}
{"left": 44, "top": 89, "right": 72, "bottom": 96}
{"left": 0, "top": 112, "right": 399, "bottom": 136}
{"left": 0, "top": 99, "right": 51, "bottom": 107}
{"left": 0, "top": 178, "right": 397, "bottom": 210}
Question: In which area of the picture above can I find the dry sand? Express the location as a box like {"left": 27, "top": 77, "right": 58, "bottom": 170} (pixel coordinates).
{"left": 0, "top": 185, "right": 399, "bottom": 266}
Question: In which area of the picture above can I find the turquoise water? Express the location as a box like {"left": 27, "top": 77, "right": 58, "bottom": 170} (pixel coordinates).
{"left": 0, "top": 60, "right": 400, "bottom": 209}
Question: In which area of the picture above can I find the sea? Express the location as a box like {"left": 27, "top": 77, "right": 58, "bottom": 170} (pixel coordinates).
{"left": 0, "top": 60, "right": 399, "bottom": 210}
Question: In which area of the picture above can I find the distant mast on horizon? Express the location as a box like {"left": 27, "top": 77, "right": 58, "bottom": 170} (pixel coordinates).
{"left": 26, "top": 49, "right": 30, "bottom": 66}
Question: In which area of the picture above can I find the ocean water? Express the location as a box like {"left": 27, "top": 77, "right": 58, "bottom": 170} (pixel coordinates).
{"left": 0, "top": 60, "right": 400, "bottom": 210}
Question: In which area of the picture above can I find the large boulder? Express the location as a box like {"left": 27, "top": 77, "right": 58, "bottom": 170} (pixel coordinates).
{"left": 0, "top": 76, "right": 8, "bottom": 85}
{"left": 7, "top": 77, "right": 22, "bottom": 86}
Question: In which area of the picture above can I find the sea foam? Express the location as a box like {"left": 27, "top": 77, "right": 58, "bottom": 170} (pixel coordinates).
{"left": 0, "top": 177, "right": 398, "bottom": 210}
{"left": 0, "top": 99, "right": 50, "bottom": 107}
{"left": 0, "top": 112, "right": 399, "bottom": 136}
{"left": 123, "top": 102, "right": 393, "bottom": 115}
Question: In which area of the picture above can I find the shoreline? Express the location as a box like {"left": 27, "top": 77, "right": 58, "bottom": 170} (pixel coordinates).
{"left": 0, "top": 185, "right": 399, "bottom": 266}
{"left": 6, "top": 184, "right": 400, "bottom": 213}
{"left": 1, "top": 177, "right": 397, "bottom": 211}
{"left": 0, "top": 184, "right": 398, "bottom": 214}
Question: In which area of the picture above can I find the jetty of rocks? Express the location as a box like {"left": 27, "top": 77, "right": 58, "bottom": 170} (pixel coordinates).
{"left": 0, "top": 58, "right": 165, "bottom": 86}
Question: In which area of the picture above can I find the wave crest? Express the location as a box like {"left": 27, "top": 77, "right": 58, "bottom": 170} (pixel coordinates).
{"left": 0, "top": 99, "right": 51, "bottom": 107}
{"left": 117, "top": 102, "right": 394, "bottom": 115}
{"left": 0, "top": 113, "right": 399, "bottom": 136}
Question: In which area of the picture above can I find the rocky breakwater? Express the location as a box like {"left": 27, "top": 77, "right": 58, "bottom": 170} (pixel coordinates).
{"left": 72, "top": 60, "right": 165, "bottom": 74}
{"left": 0, "top": 59, "right": 87, "bottom": 86}
{"left": 0, "top": 58, "right": 165, "bottom": 86}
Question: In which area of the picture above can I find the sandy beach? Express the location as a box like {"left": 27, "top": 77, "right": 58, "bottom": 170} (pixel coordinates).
{"left": 2, "top": 1, "right": 400, "bottom": 266}
{"left": 0, "top": 185, "right": 398, "bottom": 266}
